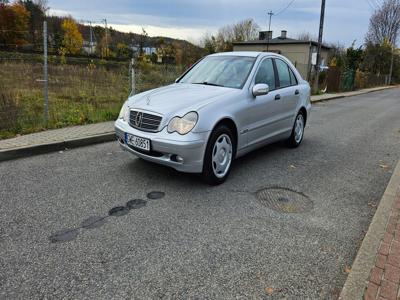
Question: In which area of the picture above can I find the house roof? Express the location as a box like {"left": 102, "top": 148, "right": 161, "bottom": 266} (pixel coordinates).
{"left": 233, "top": 37, "right": 331, "bottom": 49}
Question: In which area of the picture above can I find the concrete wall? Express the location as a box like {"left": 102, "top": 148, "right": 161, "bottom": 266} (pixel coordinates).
{"left": 233, "top": 43, "right": 329, "bottom": 81}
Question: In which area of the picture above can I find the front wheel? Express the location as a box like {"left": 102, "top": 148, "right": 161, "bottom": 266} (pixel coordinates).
{"left": 202, "top": 125, "right": 235, "bottom": 185}
{"left": 286, "top": 111, "right": 305, "bottom": 148}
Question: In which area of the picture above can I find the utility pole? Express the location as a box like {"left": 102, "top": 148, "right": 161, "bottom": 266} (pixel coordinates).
{"left": 43, "top": 20, "right": 49, "bottom": 124}
{"left": 81, "top": 20, "right": 95, "bottom": 54}
{"left": 388, "top": 42, "right": 395, "bottom": 85}
{"left": 130, "top": 58, "right": 136, "bottom": 96}
{"left": 102, "top": 18, "right": 108, "bottom": 58}
{"left": 89, "top": 21, "right": 94, "bottom": 54}
{"left": 267, "top": 11, "right": 273, "bottom": 51}
{"left": 313, "top": 0, "right": 326, "bottom": 93}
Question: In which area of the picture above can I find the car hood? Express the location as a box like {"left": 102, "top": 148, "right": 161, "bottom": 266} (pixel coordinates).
{"left": 127, "top": 83, "right": 237, "bottom": 117}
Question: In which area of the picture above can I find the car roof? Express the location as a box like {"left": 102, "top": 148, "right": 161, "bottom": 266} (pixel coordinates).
{"left": 208, "top": 51, "right": 262, "bottom": 58}
{"left": 208, "top": 51, "right": 285, "bottom": 59}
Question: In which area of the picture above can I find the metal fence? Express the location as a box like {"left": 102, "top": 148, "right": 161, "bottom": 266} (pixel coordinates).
{"left": 0, "top": 52, "right": 131, "bottom": 138}
{"left": 325, "top": 67, "right": 390, "bottom": 93}
{"left": 0, "top": 43, "right": 183, "bottom": 139}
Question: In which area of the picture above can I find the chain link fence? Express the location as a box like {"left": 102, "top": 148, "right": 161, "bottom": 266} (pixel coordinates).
{"left": 0, "top": 50, "right": 183, "bottom": 139}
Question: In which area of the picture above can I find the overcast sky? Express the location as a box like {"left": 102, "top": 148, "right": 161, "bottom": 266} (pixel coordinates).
{"left": 47, "top": 0, "right": 375, "bottom": 47}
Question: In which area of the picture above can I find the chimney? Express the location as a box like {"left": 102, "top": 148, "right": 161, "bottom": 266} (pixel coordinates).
{"left": 280, "top": 30, "right": 287, "bottom": 39}
{"left": 258, "top": 31, "right": 273, "bottom": 40}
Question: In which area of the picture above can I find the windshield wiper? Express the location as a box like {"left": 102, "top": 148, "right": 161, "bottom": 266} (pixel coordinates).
{"left": 193, "top": 82, "right": 223, "bottom": 87}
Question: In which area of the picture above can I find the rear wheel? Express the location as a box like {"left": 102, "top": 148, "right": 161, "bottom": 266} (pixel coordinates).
{"left": 287, "top": 111, "right": 305, "bottom": 148}
{"left": 202, "top": 125, "right": 234, "bottom": 185}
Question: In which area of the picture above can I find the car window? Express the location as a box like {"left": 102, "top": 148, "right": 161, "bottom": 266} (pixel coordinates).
{"left": 178, "top": 56, "right": 255, "bottom": 89}
{"left": 254, "top": 58, "right": 276, "bottom": 90}
{"left": 289, "top": 68, "right": 298, "bottom": 85}
{"left": 275, "top": 59, "right": 291, "bottom": 88}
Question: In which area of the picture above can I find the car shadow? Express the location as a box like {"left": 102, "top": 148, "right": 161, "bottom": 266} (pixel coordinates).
{"left": 123, "top": 139, "right": 296, "bottom": 188}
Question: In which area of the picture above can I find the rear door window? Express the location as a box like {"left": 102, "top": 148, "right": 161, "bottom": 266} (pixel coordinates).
{"left": 275, "top": 59, "right": 291, "bottom": 88}
{"left": 289, "top": 68, "right": 298, "bottom": 85}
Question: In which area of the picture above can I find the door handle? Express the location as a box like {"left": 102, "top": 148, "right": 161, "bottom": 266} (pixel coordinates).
{"left": 295, "top": 89, "right": 300, "bottom": 95}
{"left": 275, "top": 94, "right": 281, "bottom": 100}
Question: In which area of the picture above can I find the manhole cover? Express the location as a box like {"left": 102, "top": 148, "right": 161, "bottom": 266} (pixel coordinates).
{"left": 147, "top": 191, "right": 165, "bottom": 200}
{"left": 256, "top": 187, "right": 313, "bottom": 213}
{"left": 126, "top": 199, "right": 147, "bottom": 209}
{"left": 109, "top": 206, "right": 129, "bottom": 217}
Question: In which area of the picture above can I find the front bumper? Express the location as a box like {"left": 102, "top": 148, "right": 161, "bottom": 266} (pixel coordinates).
{"left": 115, "top": 119, "right": 210, "bottom": 173}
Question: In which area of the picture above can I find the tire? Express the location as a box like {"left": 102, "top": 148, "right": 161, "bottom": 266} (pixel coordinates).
{"left": 202, "top": 125, "right": 235, "bottom": 185}
{"left": 286, "top": 111, "right": 305, "bottom": 148}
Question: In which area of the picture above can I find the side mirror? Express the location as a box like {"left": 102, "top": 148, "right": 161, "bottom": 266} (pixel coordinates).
{"left": 252, "top": 83, "right": 269, "bottom": 97}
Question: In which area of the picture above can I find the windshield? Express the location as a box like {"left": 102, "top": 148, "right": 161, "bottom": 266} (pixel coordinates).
{"left": 178, "top": 56, "right": 256, "bottom": 89}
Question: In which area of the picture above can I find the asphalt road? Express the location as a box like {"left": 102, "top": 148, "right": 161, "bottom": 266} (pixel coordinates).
{"left": 1, "top": 88, "right": 400, "bottom": 299}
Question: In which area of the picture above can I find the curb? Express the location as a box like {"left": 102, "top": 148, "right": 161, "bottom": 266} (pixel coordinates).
{"left": 0, "top": 85, "right": 398, "bottom": 162}
{"left": 311, "top": 85, "right": 398, "bottom": 103}
{"left": 339, "top": 160, "right": 400, "bottom": 299}
{"left": 0, "top": 132, "right": 116, "bottom": 162}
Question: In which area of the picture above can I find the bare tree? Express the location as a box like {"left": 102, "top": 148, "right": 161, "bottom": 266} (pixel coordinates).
{"left": 296, "top": 31, "right": 316, "bottom": 41}
{"left": 232, "top": 19, "right": 260, "bottom": 42}
{"left": 213, "top": 18, "right": 260, "bottom": 52}
{"left": 365, "top": 0, "right": 400, "bottom": 84}
{"left": 365, "top": 0, "right": 400, "bottom": 45}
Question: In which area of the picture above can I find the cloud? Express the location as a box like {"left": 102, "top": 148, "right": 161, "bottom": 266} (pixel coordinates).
{"left": 47, "top": 0, "right": 374, "bottom": 47}
{"left": 109, "top": 23, "right": 215, "bottom": 43}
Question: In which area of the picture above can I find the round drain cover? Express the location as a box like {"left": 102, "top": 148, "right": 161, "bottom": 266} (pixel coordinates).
{"left": 256, "top": 187, "right": 313, "bottom": 213}
{"left": 109, "top": 206, "right": 129, "bottom": 217}
{"left": 126, "top": 199, "right": 147, "bottom": 210}
{"left": 147, "top": 191, "right": 165, "bottom": 200}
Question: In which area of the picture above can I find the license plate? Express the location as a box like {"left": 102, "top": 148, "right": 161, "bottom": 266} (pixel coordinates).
{"left": 126, "top": 133, "right": 150, "bottom": 151}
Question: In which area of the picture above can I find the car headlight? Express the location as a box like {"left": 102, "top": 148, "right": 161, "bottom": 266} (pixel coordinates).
{"left": 167, "top": 112, "right": 198, "bottom": 135}
{"left": 118, "top": 101, "right": 130, "bottom": 122}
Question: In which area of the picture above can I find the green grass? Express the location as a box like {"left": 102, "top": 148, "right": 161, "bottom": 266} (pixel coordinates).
{"left": 0, "top": 54, "right": 183, "bottom": 139}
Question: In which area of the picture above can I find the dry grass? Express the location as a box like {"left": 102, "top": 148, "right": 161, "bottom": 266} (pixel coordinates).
{"left": 0, "top": 57, "right": 182, "bottom": 139}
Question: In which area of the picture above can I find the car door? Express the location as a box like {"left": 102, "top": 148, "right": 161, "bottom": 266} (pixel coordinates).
{"left": 274, "top": 58, "right": 301, "bottom": 131}
{"left": 246, "top": 57, "right": 287, "bottom": 147}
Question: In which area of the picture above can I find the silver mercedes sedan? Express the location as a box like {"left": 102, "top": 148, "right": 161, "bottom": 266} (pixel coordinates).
{"left": 115, "top": 51, "right": 311, "bottom": 184}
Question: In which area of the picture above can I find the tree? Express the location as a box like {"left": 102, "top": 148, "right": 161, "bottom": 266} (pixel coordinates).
{"left": 19, "top": 0, "right": 47, "bottom": 49}
{"left": 296, "top": 32, "right": 317, "bottom": 41}
{"left": 116, "top": 42, "right": 132, "bottom": 59}
{"left": 232, "top": 19, "right": 260, "bottom": 42}
{"left": 138, "top": 27, "right": 148, "bottom": 56}
{"left": 361, "top": 41, "right": 393, "bottom": 75}
{"left": 202, "top": 33, "right": 216, "bottom": 54}
{"left": 61, "top": 18, "right": 83, "bottom": 55}
{"left": 365, "top": 0, "right": 400, "bottom": 45}
{"left": 345, "top": 42, "right": 363, "bottom": 70}
{"left": 0, "top": 2, "right": 30, "bottom": 47}
{"left": 208, "top": 18, "right": 260, "bottom": 52}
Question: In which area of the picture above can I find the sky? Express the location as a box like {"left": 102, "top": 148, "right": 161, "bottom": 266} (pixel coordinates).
{"left": 47, "top": 0, "right": 376, "bottom": 47}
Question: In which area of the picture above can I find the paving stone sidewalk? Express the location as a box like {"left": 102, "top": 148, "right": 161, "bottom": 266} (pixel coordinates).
{"left": 0, "top": 85, "right": 397, "bottom": 155}
{"left": 311, "top": 86, "right": 396, "bottom": 102}
{"left": 365, "top": 186, "right": 400, "bottom": 300}
{"left": 0, "top": 121, "right": 114, "bottom": 151}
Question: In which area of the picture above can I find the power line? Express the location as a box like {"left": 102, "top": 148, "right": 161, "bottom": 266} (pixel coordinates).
{"left": 274, "top": 0, "right": 296, "bottom": 16}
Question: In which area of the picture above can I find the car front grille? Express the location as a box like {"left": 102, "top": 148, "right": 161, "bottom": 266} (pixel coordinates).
{"left": 129, "top": 110, "right": 162, "bottom": 132}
